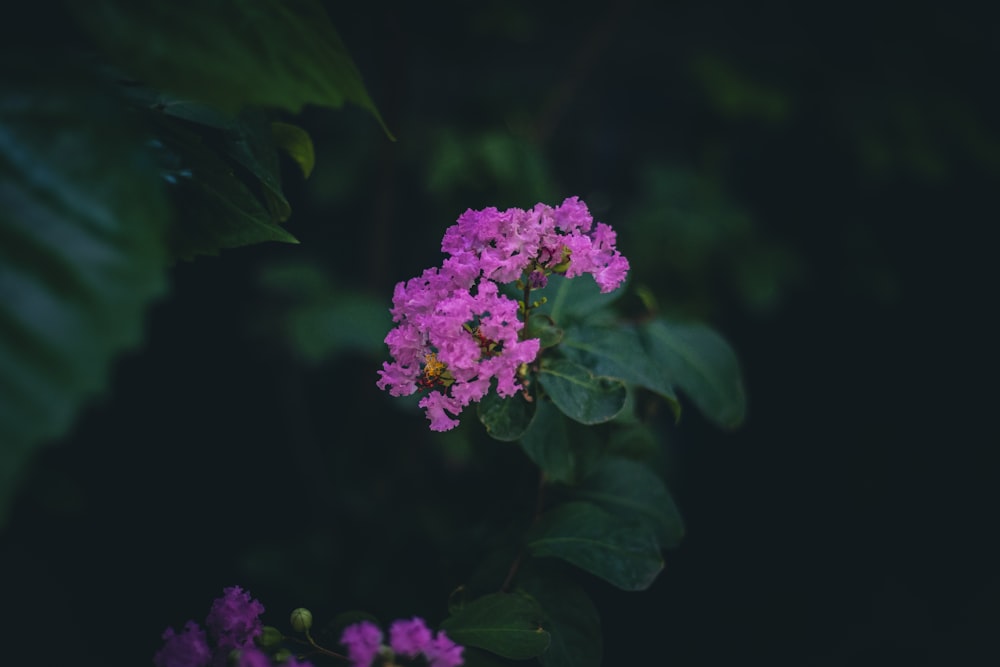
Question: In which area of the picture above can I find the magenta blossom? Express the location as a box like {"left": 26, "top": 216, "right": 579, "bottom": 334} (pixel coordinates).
{"left": 340, "top": 620, "right": 385, "bottom": 667}
{"left": 377, "top": 197, "right": 628, "bottom": 431}
{"left": 440, "top": 196, "right": 629, "bottom": 292}
{"left": 154, "top": 588, "right": 306, "bottom": 667}
{"left": 377, "top": 273, "right": 540, "bottom": 431}
{"left": 341, "top": 618, "right": 463, "bottom": 667}
{"left": 205, "top": 586, "right": 265, "bottom": 664}
{"left": 154, "top": 621, "right": 211, "bottom": 667}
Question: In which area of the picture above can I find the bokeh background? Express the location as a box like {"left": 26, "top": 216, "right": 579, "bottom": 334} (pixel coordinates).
{"left": 2, "top": 1, "right": 996, "bottom": 665}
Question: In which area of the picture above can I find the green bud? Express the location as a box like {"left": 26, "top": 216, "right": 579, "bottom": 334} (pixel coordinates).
{"left": 257, "top": 626, "right": 283, "bottom": 648}
{"left": 273, "top": 649, "right": 293, "bottom": 662}
{"left": 289, "top": 607, "right": 313, "bottom": 633}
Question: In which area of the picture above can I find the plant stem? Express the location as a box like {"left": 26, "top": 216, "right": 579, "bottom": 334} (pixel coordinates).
{"left": 500, "top": 469, "right": 547, "bottom": 592}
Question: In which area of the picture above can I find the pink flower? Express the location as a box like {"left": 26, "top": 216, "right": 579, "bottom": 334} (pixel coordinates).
{"left": 377, "top": 197, "right": 628, "bottom": 430}
{"left": 389, "top": 617, "right": 433, "bottom": 658}
{"left": 234, "top": 647, "right": 271, "bottom": 667}
{"left": 205, "top": 586, "right": 265, "bottom": 664}
{"left": 342, "top": 618, "right": 463, "bottom": 667}
{"left": 154, "top": 621, "right": 211, "bottom": 667}
{"left": 340, "top": 620, "right": 384, "bottom": 667}
{"left": 377, "top": 275, "right": 540, "bottom": 431}
{"left": 424, "top": 631, "right": 464, "bottom": 667}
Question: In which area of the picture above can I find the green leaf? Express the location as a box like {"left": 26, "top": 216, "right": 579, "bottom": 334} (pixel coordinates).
{"left": 518, "top": 568, "right": 602, "bottom": 667}
{"left": 73, "top": 0, "right": 393, "bottom": 137}
{"left": 523, "top": 315, "right": 563, "bottom": 349}
{"left": 537, "top": 359, "right": 626, "bottom": 425}
{"left": 271, "top": 121, "right": 316, "bottom": 178}
{"left": 526, "top": 501, "right": 664, "bottom": 591}
{"left": 572, "top": 457, "right": 685, "bottom": 550}
{"left": 533, "top": 274, "right": 626, "bottom": 324}
{"left": 258, "top": 262, "right": 390, "bottom": 361}
{"left": 218, "top": 110, "right": 291, "bottom": 223}
{"left": 458, "top": 648, "right": 525, "bottom": 667}
{"left": 0, "top": 61, "right": 168, "bottom": 527}
{"left": 608, "top": 421, "right": 660, "bottom": 460}
{"left": 561, "top": 324, "right": 680, "bottom": 414}
{"left": 441, "top": 592, "right": 551, "bottom": 660}
{"left": 477, "top": 390, "right": 535, "bottom": 442}
{"left": 519, "top": 399, "right": 572, "bottom": 482}
{"left": 148, "top": 114, "right": 299, "bottom": 260}
{"left": 641, "top": 318, "right": 747, "bottom": 428}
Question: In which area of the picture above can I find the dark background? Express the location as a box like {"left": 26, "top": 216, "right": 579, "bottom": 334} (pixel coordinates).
{"left": 2, "top": 1, "right": 996, "bottom": 665}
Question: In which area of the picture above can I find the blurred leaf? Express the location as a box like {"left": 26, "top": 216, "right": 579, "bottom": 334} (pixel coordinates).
{"left": 561, "top": 324, "right": 680, "bottom": 416}
{"left": 692, "top": 54, "right": 791, "bottom": 123}
{"left": 0, "top": 61, "right": 168, "bottom": 527}
{"left": 518, "top": 568, "right": 602, "bottom": 667}
{"left": 259, "top": 261, "right": 390, "bottom": 362}
{"left": 72, "top": 0, "right": 393, "bottom": 137}
{"left": 426, "top": 129, "right": 553, "bottom": 202}
{"left": 523, "top": 315, "right": 563, "bottom": 349}
{"left": 571, "top": 457, "right": 684, "bottom": 550}
{"left": 526, "top": 501, "right": 663, "bottom": 591}
{"left": 441, "top": 592, "right": 551, "bottom": 660}
{"left": 624, "top": 162, "right": 800, "bottom": 314}
{"left": 271, "top": 121, "right": 315, "bottom": 178}
{"left": 641, "top": 318, "right": 746, "bottom": 428}
{"left": 519, "top": 399, "right": 572, "bottom": 483}
{"left": 607, "top": 421, "right": 660, "bottom": 461}
{"left": 148, "top": 114, "right": 298, "bottom": 260}
{"left": 537, "top": 359, "right": 626, "bottom": 425}
{"left": 477, "top": 390, "right": 535, "bottom": 442}
{"left": 533, "top": 274, "right": 624, "bottom": 325}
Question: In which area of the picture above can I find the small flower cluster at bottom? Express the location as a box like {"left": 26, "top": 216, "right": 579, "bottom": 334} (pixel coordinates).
{"left": 341, "top": 617, "right": 463, "bottom": 667}
{"left": 154, "top": 586, "right": 311, "bottom": 667}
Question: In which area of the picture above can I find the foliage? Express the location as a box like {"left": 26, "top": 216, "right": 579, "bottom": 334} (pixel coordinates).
{"left": 0, "top": 0, "right": 388, "bottom": 527}
{"left": 1, "top": 4, "right": 748, "bottom": 667}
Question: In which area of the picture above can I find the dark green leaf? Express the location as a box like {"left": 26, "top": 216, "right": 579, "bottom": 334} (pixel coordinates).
{"left": 0, "top": 62, "right": 168, "bottom": 526}
{"left": 441, "top": 592, "right": 551, "bottom": 660}
{"left": 641, "top": 319, "right": 746, "bottom": 428}
{"left": 526, "top": 502, "right": 664, "bottom": 591}
{"left": 73, "top": 0, "right": 393, "bottom": 137}
{"left": 523, "top": 315, "right": 563, "bottom": 349}
{"left": 561, "top": 324, "right": 680, "bottom": 414}
{"left": 219, "top": 110, "right": 291, "bottom": 223}
{"left": 572, "top": 457, "right": 685, "bottom": 550}
{"left": 518, "top": 568, "right": 602, "bottom": 667}
{"left": 537, "top": 359, "right": 626, "bottom": 425}
{"left": 533, "top": 274, "right": 626, "bottom": 324}
{"left": 149, "top": 115, "right": 298, "bottom": 260}
{"left": 271, "top": 121, "right": 316, "bottom": 178}
{"left": 519, "top": 399, "right": 572, "bottom": 482}
{"left": 459, "top": 648, "right": 525, "bottom": 667}
{"left": 477, "top": 390, "right": 535, "bottom": 441}
{"left": 608, "top": 421, "right": 660, "bottom": 460}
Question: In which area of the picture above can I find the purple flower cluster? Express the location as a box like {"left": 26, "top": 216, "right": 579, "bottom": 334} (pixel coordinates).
{"left": 377, "top": 197, "right": 629, "bottom": 431}
{"left": 154, "top": 587, "right": 309, "bottom": 667}
{"left": 340, "top": 617, "right": 463, "bottom": 667}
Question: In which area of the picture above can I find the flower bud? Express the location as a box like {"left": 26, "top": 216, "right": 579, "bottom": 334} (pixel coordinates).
{"left": 289, "top": 607, "right": 313, "bottom": 633}
{"left": 273, "top": 648, "right": 292, "bottom": 662}
{"left": 257, "top": 625, "right": 283, "bottom": 648}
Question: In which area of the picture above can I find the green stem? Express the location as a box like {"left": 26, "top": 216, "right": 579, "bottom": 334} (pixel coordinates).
{"left": 520, "top": 274, "right": 532, "bottom": 341}
{"left": 500, "top": 469, "right": 547, "bottom": 592}
{"left": 285, "top": 631, "right": 348, "bottom": 661}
